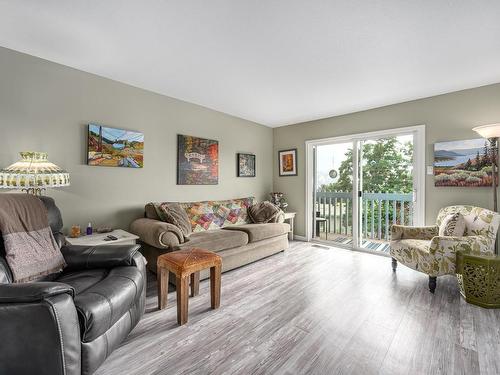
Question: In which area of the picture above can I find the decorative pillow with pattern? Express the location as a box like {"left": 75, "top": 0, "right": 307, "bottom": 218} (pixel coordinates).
{"left": 439, "top": 212, "right": 466, "bottom": 237}
{"left": 179, "top": 197, "right": 254, "bottom": 232}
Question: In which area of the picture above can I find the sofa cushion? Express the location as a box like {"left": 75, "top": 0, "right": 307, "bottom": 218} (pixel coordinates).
{"left": 57, "top": 266, "right": 144, "bottom": 342}
{"left": 248, "top": 201, "right": 284, "bottom": 223}
{"left": 57, "top": 269, "right": 108, "bottom": 294}
{"left": 155, "top": 202, "right": 192, "bottom": 239}
{"left": 223, "top": 223, "right": 290, "bottom": 242}
{"left": 177, "top": 229, "right": 248, "bottom": 252}
{"left": 145, "top": 203, "right": 160, "bottom": 220}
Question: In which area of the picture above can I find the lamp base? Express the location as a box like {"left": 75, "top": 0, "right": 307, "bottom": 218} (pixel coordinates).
{"left": 22, "top": 187, "right": 45, "bottom": 196}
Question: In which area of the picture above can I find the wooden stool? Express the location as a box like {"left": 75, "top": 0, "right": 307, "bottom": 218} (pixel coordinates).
{"left": 157, "top": 248, "right": 222, "bottom": 325}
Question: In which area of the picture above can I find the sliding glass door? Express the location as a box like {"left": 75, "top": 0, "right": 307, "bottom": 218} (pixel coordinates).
{"left": 358, "top": 134, "right": 415, "bottom": 253}
{"left": 314, "top": 141, "right": 354, "bottom": 245}
{"left": 309, "top": 126, "right": 424, "bottom": 255}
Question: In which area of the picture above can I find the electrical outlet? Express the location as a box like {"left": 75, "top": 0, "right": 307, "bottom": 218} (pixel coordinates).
{"left": 427, "top": 166, "right": 434, "bottom": 175}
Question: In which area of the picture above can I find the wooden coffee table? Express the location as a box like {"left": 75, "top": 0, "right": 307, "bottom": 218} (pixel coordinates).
{"left": 157, "top": 248, "right": 222, "bottom": 325}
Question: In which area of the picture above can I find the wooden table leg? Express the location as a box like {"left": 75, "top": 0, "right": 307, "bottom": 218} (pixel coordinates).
{"left": 190, "top": 271, "right": 200, "bottom": 297}
{"left": 210, "top": 265, "right": 221, "bottom": 309}
{"left": 176, "top": 275, "right": 189, "bottom": 325}
{"left": 157, "top": 266, "right": 169, "bottom": 310}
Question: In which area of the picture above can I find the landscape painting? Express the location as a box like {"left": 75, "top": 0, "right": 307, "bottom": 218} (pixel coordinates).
{"left": 177, "top": 135, "right": 218, "bottom": 185}
{"left": 87, "top": 124, "right": 144, "bottom": 168}
{"left": 434, "top": 138, "right": 495, "bottom": 187}
{"left": 238, "top": 153, "right": 256, "bottom": 177}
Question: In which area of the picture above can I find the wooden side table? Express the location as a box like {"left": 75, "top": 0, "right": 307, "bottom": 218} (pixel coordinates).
{"left": 65, "top": 229, "right": 139, "bottom": 246}
{"left": 283, "top": 212, "right": 296, "bottom": 240}
{"left": 157, "top": 248, "right": 222, "bottom": 325}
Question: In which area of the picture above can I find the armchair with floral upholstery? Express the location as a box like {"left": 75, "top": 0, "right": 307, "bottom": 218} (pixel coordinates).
{"left": 390, "top": 205, "right": 500, "bottom": 293}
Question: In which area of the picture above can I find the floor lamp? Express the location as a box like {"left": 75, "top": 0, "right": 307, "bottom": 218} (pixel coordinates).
{"left": 473, "top": 123, "right": 500, "bottom": 255}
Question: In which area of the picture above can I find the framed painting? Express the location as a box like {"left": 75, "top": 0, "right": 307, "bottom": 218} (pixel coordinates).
{"left": 177, "top": 134, "right": 219, "bottom": 185}
{"left": 278, "top": 148, "right": 297, "bottom": 176}
{"left": 434, "top": 138, "right": 495, "bottom": 187}
{"left": 237, "top": 153, "right": 256, "bottom": 177}
{"left": 87, "top": 124, "right": 144, "bottom": 168}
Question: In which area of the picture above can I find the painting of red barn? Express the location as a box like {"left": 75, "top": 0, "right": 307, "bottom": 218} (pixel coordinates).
{"left": 177, "top": 135, "right": 219, "bottom": 185}
{"left": 87, "top": 124, "right": 144, "bottom": 168}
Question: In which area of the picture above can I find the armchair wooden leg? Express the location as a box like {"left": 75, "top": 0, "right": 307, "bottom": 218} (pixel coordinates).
{"left": 429, "top": 276, "right": 437, "bottom": 293}
{"left": 391, "top": 257, "right": 397, "bottom": 272}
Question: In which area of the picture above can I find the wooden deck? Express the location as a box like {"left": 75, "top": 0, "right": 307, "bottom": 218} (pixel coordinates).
{"left": 97, "top": 241, "right": 500, "bottom": 375}
{"left": 317, "top": 232, "right": 391, "bottom": 253}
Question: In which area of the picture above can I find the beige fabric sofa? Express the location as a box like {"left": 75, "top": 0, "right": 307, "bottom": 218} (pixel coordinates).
{"left": 130, "top": 199, "right": 290, "bottom": 279}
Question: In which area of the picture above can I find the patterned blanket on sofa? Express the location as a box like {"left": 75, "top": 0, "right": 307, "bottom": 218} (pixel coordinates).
{"left": 178, "top": 197, "right": 255, "bottom": 232}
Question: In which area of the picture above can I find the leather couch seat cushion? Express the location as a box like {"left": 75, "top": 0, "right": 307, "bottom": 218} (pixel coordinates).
{"left": 177, "top": 229, "right": 248, "bottom": 252}
{"left": 57, "top": 269, "right": 108, "bottom": 294}
{"left": 223, "top": 223, "right": 290, "bottom": 243}
{"left": 57, "top": 266, "right": 144, "bottom": 342}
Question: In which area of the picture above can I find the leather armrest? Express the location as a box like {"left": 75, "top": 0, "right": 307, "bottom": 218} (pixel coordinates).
{"left": 0, "top": 290, "right": 81, "bottom": 375}
{"left": 130, "top": 218, "right": 183, "bottom": 249}
{"left": 0, "top": 282, "right": 74, "bottom": 303}
{"left": 61, "top": 244, "right": 141, "bottom": 270}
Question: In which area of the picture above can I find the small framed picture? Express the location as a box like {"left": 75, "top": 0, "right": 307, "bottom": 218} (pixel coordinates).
{"left": 278, "top": 148, "right": 297, "bottom": 176}
{"left": 237, "top": 153, "right": 256, "bottom": 177}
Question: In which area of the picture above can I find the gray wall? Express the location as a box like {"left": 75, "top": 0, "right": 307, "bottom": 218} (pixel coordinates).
{"left": 0, "top": 47, "right": 273, "bottom": 232}
{"left": 3, "top": 45, "right": 500, "bottom": 239}
{"left": 274, "top": 83, "right": 500, "bottom": 237}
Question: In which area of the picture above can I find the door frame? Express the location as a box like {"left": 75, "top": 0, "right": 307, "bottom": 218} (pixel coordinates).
{"left": 305, "top": 124, "right": 426, "bottom": 244}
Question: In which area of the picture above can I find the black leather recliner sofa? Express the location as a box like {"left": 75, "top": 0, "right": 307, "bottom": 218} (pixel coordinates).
{"left": 0, "top": 196, "right": 146, "bottom": 375}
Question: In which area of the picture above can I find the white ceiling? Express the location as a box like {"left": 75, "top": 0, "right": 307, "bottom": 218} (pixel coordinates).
{"left": 1, "top": 1, "right": 500, "bottom": 127}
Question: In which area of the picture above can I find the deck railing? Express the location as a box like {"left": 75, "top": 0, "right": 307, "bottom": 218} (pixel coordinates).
{"left": 315, "top": 191, "right": 414, "bottom": 241}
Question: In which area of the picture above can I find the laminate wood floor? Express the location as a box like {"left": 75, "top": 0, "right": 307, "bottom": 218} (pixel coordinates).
{"left": 97, "top": 241, "right": 500, "bottom": 375}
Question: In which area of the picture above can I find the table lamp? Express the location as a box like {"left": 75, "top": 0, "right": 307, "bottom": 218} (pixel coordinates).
{"left": 0, "top": 151, "right": 70, "bottom": 195}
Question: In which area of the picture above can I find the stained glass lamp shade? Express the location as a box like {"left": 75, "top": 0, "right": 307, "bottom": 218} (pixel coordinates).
{"left": 0, "top": 152, "right": 70, "bottom": 195}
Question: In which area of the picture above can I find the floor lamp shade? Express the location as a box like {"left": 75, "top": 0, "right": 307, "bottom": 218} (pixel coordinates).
{"left": 472, "top": 123, "right": 500, "bottom": 139}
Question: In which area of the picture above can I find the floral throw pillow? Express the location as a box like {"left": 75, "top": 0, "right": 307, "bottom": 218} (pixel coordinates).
{"left": 439, "top": 212, "right": 466, "bottom": 237}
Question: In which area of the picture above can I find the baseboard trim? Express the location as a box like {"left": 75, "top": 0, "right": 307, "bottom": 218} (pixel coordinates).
{"left": 293, "top": 235, "right": 307, "bottom": 241}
